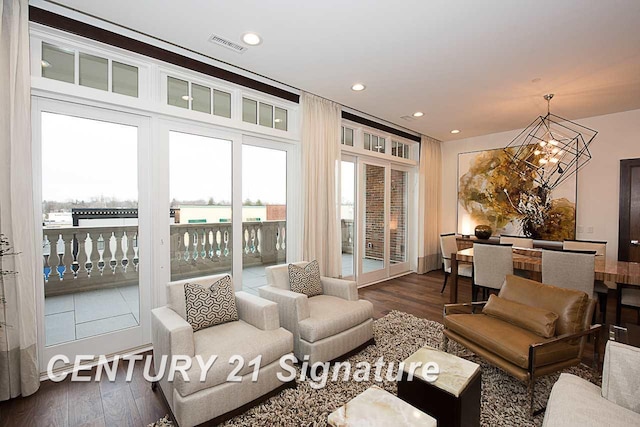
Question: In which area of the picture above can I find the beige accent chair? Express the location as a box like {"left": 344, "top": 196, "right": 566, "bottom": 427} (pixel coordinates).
{"left": 440, "top": 233, "right": 473, "bottom": 293}
{"left": 500, "top": 234, "right": 534, "bottom": 248}
{"left": 472, "top": 243, "right": 513, "bottom": 301}
{"left": 563, "top": 240, "right": 610, "bottom": 323}
{"left": 259, "top": 262, "right": 374, "bottom": 364}
{"left": 542, "top": 249, "right": 596, "bottom": 295}
{"left": 543, "top": 341, "right": 640, "bottom": 426}
{"left": 151, "top": 274, "right": 294, "bottom": 427}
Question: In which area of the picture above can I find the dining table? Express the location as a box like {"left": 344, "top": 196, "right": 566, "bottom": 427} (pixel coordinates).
{"left": 448, "top": 246, "right": 640, "bottom": 324}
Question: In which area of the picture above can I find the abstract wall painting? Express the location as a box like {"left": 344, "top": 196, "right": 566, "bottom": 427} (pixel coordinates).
{"left": 457, "top": 147, "right": 576, "bottom": 240}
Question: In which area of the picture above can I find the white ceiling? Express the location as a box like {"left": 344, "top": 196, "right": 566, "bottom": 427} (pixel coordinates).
{"left": 48, "top": 0, "right": 640, "bottom": 141}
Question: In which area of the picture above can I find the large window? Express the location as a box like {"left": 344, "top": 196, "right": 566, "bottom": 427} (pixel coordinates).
{"left": 32, "top": 28, "right": 300, "bottom": 366}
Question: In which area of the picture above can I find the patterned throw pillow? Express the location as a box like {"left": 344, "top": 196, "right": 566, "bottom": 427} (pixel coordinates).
{"left": 184, "top": 275, "right": 238, "bottom": 332}
{"left": 288, "top": 260, "right": 323, "bottom": 297}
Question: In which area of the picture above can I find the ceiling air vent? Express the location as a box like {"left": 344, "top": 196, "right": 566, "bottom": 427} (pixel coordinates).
{"left": 208, "top": 34, "right": 247, "bottom": 54}
{"left": 400, "top": 115, "right": 416, "bottom": 122}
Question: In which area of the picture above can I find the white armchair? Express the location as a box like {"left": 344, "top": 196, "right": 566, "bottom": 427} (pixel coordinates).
{"left": 151, "top": 274, "right": 294, "bottom": 427}
{"left": 543, "top": 341, "right": 640, "bottom": 426}
{"left": 259, "top": 262, "right": 374, "bottom": 364}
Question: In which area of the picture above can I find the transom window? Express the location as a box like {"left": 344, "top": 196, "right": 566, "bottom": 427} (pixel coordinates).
{"left": 391, "top": 140, "right": 410, "bottom": 159}
{"left": 41, "top": 42, "right": 138, "bottom": 97}
{"left": 341, "top": 126, "right": 354, "bottom": 146}
{"left": 167, "top": 76, "right": 231, "bottom": 118}
{"left": 364, "top": 132, "right": 385, "bottom": 153}
{"left": 242, "top": 97, "right": 288, "bottom": 131}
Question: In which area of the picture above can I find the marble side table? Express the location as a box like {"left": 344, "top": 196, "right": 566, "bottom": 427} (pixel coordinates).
{"left": 397, "top": 345, "right": 481, "bottom": 427}
{"left": 327, "top": 385, "right": 436, "bottom": 427}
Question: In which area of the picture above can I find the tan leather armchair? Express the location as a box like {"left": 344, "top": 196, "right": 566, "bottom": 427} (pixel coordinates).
{"left": 443, "top": 275, "right": 600, "bottom": 416}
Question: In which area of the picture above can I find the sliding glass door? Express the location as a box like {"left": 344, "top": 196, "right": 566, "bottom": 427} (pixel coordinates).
{"left": 359, "top": 161, "right": 387, "bottom": 283}
{"left": 35, "top": 100, "right": 150, "bottom": 371}
{"left": 350, "top": 158, "right": 413, "bottom": 286}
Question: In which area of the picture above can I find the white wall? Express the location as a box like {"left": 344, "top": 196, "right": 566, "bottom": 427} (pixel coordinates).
{"left": 441, "top": 108, "right": 640, "bottom": 262}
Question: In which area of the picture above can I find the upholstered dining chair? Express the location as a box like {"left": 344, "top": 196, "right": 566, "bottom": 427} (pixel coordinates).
{"left": 617, "top": 286, "right": 640, "bottom": 325}
{"left": 542, "top": 249, "right": 596, "bottom": 296}
{"left": 439, "top": 233, "right": 473, "bottom": 293}
{"left": 151, "top": 274, "right": 295, "bottom": 427}
{"left": 500, "top": 234, "right": 534, "bottom": 248}
{"left": 259, "top": 262, "right": 374, "bottom": 364}
{"left": 563, "top": 240, "right": 610, "bottom": 323}
{"left": 472, "top": 243, "right": 513, "bottom": 301}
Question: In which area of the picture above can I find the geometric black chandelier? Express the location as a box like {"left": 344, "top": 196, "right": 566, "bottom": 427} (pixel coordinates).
{"left": 504, "top": 94, "right": 597, "bottom": 190}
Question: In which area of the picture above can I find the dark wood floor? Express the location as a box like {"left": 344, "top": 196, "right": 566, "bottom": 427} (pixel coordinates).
{"left": 0, "top": 270, "right": 637, "bottom": 426}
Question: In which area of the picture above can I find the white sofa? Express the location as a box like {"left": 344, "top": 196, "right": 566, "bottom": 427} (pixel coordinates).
{"left": 151, "top": 274, "right": 294, "bottom": 427}
{"left": 543, "top": 340, "right": 640, "bottom": 426}
{"left": 259, "top": 262, "right": 374, "bottom": 364}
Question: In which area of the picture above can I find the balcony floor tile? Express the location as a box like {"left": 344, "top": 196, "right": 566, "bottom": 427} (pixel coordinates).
{"left": 117, "top": 285, "right": 140, "bottom": 323}
{"left": 76, "top": 313, "right": 138, "bottom": 340}
{"left": 45, "top": 294, "right": 74, "bottom": 315}
{"left": 45, "top": 311, "right": 76, "bottom": 346}
{"left": 73, "top": 288, "right": 133, "bottom": 323}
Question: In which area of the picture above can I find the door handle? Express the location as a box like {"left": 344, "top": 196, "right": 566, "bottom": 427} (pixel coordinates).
{"left": 632, "top": 240, "right": 639, "bottom": 246}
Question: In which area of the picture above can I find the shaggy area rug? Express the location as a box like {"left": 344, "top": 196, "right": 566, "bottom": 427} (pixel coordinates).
{"left": 150, "top": 311, "right": 599, "bottom": 427}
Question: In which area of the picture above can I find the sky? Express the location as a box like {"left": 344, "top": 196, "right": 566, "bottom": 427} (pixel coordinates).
{"left": 41, "top": 113, "right": 287, "bottom": 207}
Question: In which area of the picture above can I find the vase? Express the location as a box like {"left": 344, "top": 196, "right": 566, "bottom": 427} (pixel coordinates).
{"left": 474, "top": 225, "right": 492, "bottom": 240}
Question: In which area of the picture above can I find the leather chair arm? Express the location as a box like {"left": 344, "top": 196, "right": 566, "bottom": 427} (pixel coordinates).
{"left": 529, "top": 324, "right": 602, "bottom": 375}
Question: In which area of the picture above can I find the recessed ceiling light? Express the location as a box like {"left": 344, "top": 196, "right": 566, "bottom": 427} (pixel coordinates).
{"left": 242, "top": 32, "right": 262, "bottom": 46}
{"left": 451, "top": 129, "right": 460, "bottom": 134}
{"left": 413, "top": 112, "right": 424, "bottom": 117}
{"left": 181, "top": 95, "right": 193, "bottom": 101}
{"left": 351, "top": 83, "right": 366, "bottom": 91}
{"left": 41, "top": 60, "right": 51, "bottom": 68}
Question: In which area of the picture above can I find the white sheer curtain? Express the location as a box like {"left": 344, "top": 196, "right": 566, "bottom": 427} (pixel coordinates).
{"left": 0, "top": 0, "right": 40, "bottom": 400}
{"left": 417, "top": 135, "right": 442, "bottom": 273}
{"left": 300, "top": 92, "right": 341, "bottom": 277}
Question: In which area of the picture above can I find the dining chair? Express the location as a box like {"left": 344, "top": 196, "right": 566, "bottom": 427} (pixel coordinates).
{"left": 563, "top": 239, "right": 610, "bottom": 323}
{"left": 472, "top": 242, "right": 513, "bottom": 301}
{"left": 439, "top": 233, "right": 473, "bottom": 293}
{"left": 617, "top": 285, "right": 640, "bottom": 325}
{"left": 500, "top": 234, "right": 534, "bottom": 248}
{"left": 542, "top": 249, "right": 596, "bottom": 296}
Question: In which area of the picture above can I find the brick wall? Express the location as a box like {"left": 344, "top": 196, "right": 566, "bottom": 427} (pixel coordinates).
{"left": 365, "top": 165, "right": 385, "bottom": 259}
{"left": 266, "top": 205, "right": 286, "bottom": 221}
{"left": 390, "top": 170, "right": 406, "bottom": 262}
{"left": 364, "top": 167, "right": 407, "bottom": 262}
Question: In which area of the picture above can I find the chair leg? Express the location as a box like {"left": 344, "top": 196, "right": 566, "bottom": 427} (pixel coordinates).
{"left": 528, "top": 379, "right": 535, "bottom": 417}
{"left": 441, "top": 272, "right": 449, "bottom": 294}
{"left": 599, "top": 292, "right": 607, "bottom": 325}
{"left": 442, "top": 335, "right": 449, "bottom": 352}
{"left": 616, "top": 285, "right": 622, "bottom": 325}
